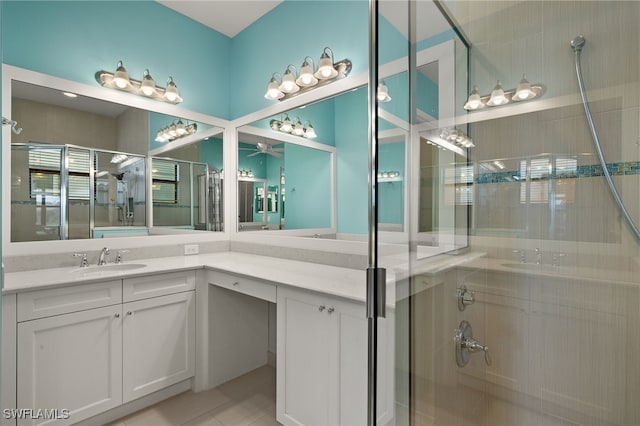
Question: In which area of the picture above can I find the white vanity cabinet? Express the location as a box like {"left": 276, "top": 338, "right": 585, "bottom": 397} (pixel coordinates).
{"left": 122, "top": 291, "right": 195, "bottom": 402}
{"left": 17, "top": 304, "right": 123, "bottom": 426}
{"left": 7, "top": 270, "right": 196, "bottom": 426}
{"left": 276, "top": 286, "right": 394, "bottom": 426}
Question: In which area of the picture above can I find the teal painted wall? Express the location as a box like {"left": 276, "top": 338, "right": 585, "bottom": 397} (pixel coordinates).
{"left": 238, "top": 143, "right": 267, "bottom": 178}
{"left": 417, "top": 71, "right": 439, "bottom": 119}
{"left": 200, "top": 138, "right": 224, "bottom": 171}
{"left": 229, "top": 0, "right": 369, "bottom": 119}
{"left": 335, "top": 87, "right": 368, "bottom": 234}
{"left": 284, "top": 143, "right": 331, "bottom": 229}
{"left": 1, "top": 1, "right": 231, "bottom": 119}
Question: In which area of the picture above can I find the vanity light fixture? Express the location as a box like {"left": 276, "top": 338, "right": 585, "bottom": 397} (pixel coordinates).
{"left": 464, "top": 76, "right": 545, "bottom": 111}
{"left": 155, "top": 119, "right": 197, "bottom": 143}
{"left": 264, "top": 47, "right": 352, "bottom": 101}
{"left": 95, "top": 61, "right": 183, "bottom": 104}
{"left": 110, "top": 154, "right": 129, "bottom": 164}
{"left": 439, "top": 127, "right": 475, "bottom": 148}
{"left": 269, "top": 114, "right": 317, "bottom": 139}
{"left": 377, "top": 80, "right": 392, "bottom": 103}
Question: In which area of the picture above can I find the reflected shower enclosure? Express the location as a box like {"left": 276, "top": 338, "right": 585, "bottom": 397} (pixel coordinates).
{"left": 11, "top": 143, "right": 146, "bottom": 241}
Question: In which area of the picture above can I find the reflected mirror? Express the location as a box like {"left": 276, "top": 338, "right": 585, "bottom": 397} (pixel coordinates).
{"left": 8, "top": 78, "right": 222, "bottom": 242}
{"left": 237, "top": 129, "right": 333, "bottom": 232}
{"left": 151, "top": 133, "right": 224, "bottom": 232}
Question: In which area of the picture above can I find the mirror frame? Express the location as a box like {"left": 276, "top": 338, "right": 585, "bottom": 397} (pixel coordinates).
{"left": 2, "top": 64, "right": 231, "bottom": 256}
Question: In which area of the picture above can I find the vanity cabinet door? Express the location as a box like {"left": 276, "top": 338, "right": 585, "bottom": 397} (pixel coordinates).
{"left": 277, "top": 287, "right": 393, "bottom": 426}
{"left": 277, "top": 287, "right": 338, "bottom": 426}
{"left": 17, "top": 305, "right": 123, "bottom": 426}
{"left": 122, "top": 291, "right": 195, "bottom": 403}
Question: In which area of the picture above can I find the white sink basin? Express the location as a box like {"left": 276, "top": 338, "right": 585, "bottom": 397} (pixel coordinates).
{"left": 71, "top": 263, "right": 147, "bottom": 276}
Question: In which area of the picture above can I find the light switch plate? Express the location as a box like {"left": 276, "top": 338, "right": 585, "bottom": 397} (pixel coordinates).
{"left": 184, "top": 244, "right": 199, "bottom": 255}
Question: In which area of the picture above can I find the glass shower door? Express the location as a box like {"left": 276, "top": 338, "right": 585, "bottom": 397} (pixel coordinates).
{"left": 379, "top": 1, "right": 640, "bottom": 426}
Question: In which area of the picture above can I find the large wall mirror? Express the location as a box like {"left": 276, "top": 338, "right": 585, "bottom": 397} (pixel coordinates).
{"left": 236, "top": 126, "right": 335, "bottom": 234}
{"left": 2, "top": 65, "right": 226, "bottom": 251}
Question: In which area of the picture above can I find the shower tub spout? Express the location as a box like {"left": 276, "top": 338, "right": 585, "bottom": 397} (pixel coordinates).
{"left": 571, "top": 35, "right": 640, "bottom": 241}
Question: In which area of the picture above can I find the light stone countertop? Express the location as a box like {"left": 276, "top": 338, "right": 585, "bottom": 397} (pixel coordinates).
{"left": 2, "top": 252, "right": 398, "bottom": 304}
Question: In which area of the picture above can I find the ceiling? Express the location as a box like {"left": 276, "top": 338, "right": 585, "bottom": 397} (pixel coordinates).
{"left": 157, "top": 0, "right": 283, "bottom": 38}
{"left": 158, "top": 0, "right": 451, "bottom": 42}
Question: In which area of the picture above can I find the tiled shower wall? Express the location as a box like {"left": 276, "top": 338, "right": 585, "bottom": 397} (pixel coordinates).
{"left": 453, "top": 0, "right": 640, "bottom": 256}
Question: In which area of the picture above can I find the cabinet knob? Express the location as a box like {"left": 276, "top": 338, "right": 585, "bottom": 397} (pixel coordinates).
{"left": 318, "top": 305, "right": 326, "bottom": 312}
{"left": 127, "top": 311, "right": 133, "bottom": 316}
{"left": 327, "top": 307, "right": 335, "bottom": 314}
{"left": 114, "top": 313, "right": 120, "bottom": 318}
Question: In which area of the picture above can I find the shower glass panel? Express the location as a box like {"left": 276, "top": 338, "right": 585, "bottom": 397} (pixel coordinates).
{"left": 67, "top": 146, "right": 91, "bottom": 239}
{"left": 152, "top": 158, "right": 217, "bottom": 230}
{"left": 94, "top": 151, "right": 146, "bottom": 230}
{"left": 10, "top": 144, "right": 64, "bottom": 241}
{"left": 391, "top": 1, "right": 640, "bottom": 426}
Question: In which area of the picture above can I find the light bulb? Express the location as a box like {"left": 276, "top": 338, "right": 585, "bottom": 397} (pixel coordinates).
{"left": 377, "top": 81, "right": 391, "bottom": 102}
{"left": 292, "top": 119, "right": 304, "bottom": 136}
{"left": 463, "top": 86, "right": 484, "bottom": 110}
{"left": 140, "top": 69, "right": 157, "bottom": 97}
{"left": 314, "top": 49, "right": 338, "bottom": 80}
{"left": 486, "top": 80, "right": 508, "bottom": 106}
{"left": 304, "top": 124, "right": 317, "bottom": 138}
{"left": 296, "top": 58, "right": 318, "bottom": 87}
{"left": 175, "top": 120, "right": 187, "bottom": 136}
{"left": 280, "top": 116, "right": 292, "bottom": 133}
{"left": 279, "top": 68, "right": 300, "bottom": 94}
{"left": 113, "top": 61, "right": 130, "bottom": 89}
{"left": 164, "top": 77, "right": 181, "bottom": 103}
{"left": 513, "top": 74, "right": 536, "bottom": 101}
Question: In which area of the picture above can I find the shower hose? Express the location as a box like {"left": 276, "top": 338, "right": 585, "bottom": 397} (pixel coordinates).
{"left": 570, "top": 35, "right": 640, "bottom": 241}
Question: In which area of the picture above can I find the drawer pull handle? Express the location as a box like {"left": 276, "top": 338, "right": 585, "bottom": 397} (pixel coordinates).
{"left": 327, "top": 307, "right": 335, "bottom": 314}
{"left": 114, "top": 313, "right": 120, "bottom": 318}
{"left": 319, "top": 305, "right": 326, "bottom": 312}
{"left": 232, "top": 281, "right": 239, "bottom": 286}
{"left": 127, "top": 311, "right": 133, "bottom": 316}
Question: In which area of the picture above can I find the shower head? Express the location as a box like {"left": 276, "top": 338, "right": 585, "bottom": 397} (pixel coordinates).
{"left": 570, "top": 35, "right": 586, "bottom": 52}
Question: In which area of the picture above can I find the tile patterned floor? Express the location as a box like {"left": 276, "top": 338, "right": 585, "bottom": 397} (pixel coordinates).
{"left": 107, "top": 366, "right": 279, "bottom": 426}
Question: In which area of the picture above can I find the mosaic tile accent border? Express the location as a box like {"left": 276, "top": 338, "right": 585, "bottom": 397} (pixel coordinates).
{"left": 477, "top": 161, "right": 640, "bottom": 184}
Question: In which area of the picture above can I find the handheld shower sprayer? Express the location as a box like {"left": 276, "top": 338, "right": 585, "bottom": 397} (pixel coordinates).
{"left": 571, "top": 35, "right": 640, "bottom": 241}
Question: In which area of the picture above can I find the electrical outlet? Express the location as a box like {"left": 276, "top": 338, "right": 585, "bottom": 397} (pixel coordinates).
{"left": 184, "top": 244, "right": 199, "bottom": 255}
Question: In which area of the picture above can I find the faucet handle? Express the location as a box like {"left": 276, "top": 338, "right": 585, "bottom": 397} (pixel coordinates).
{"left": 73, "top": 253, "right": 89, "bottom": 268}
{"left": 115, "top": 250, "right": 130, "bottom": 264}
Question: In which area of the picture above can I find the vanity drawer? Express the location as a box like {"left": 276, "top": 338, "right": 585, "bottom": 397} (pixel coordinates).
{"left": 208, "top": 271, "right": 276, "bottom": 303}
{"left": 123, "top": 270, "right": 196, "bottom": 302}
{"left": 17, "top": 280, "right": 122, "bottom": 322}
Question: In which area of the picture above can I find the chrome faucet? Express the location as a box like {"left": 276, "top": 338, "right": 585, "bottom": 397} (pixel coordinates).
{"left": 98, "top": 247, "right": 110, "bottom": 266}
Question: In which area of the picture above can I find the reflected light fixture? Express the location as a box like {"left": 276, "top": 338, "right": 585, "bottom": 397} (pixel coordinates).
{"left": 377, "top": 80, "right": 392, "bottom": 102}
{"left": 95, "top": 61, "right": 183, "bottom": 104}
{"left": 463, "top": 86, "right": 483, "bottom": 110}
{"left": 270, "top": 114, "right": 317, "bottom": 139}
{"left": 513, "top": 74, "right": 536, "bottom": 101}
{"left": 486, "top": 80, "right": 508, "bottom": 106}
{"left": 464, "top": 76, "right": 545, "bottom": 111}
{"left": 155, "top": 119, "right": 197, "bottom": 143}
{"left": 264, "top": 47, "right": 352, "bottom": 101}
{"left": 110, "top": 153, "right": 129, "bottom": 164}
